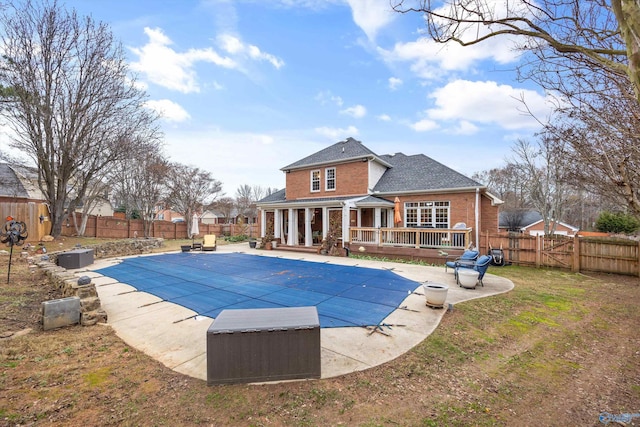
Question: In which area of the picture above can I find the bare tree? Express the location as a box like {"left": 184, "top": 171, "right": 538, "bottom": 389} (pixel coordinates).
{"left": 393, "top": 0, "right": 640, "bottom": 218}
{"left": 209, "top": 197, "right": 235, "bottom": 223}
{"left": 70, "top": 177, "right": 110, "bottom": 236}
{"left": 391, "top": 0, "right": 634, "bottom": 99}
{"left": 110, "top": 149, "right": 170, "bottom": 237}
{"left": 500, "top": 208, "right": 527, "bottom": 232}
{"left": 538, "top": 66, "right": 640, "bottom": 216}
{"left": 235, "top": 184, "right": 253, "bottom": 221}
{"left": 509, "top": 135, "right": 570, "bottom": 235}
{"left": 165, "top": 164, "right": 223, "bottom": 238}
{"left": 0, "top": 0, "right": 160, "bottom": 237}
{"left": 251, "top": 185, "right": 279, "bottom": 202}
{"left": 472, "top": 164, "right": 528, "bottom": 209}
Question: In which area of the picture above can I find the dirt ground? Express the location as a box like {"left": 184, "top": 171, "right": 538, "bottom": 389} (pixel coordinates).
{"left": 1, "top": 239, "right": 639, "bottom": 426}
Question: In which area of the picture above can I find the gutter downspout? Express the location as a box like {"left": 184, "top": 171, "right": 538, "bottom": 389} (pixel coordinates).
{"left": 475, "top": 188, "right": 480, "bottom": 249}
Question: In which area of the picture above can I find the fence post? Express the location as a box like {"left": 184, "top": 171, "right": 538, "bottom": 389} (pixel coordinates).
{"left": 536, "top": 235, "right": 542, "bottom": 267}
{"left": 637, "top": 240, "right": 640, "bottom": 277}
{"left": 572, "top": 236, "right": 580, "bottom": 273}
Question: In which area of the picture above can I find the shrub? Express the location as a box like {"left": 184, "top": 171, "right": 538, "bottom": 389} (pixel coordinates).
{"left": 595, "top": 211, "right": 640, "bottom": 234}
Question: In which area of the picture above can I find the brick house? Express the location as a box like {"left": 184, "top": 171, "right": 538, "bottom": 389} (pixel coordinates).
{"left": 256, "top": 138, "right": 502, "bottom": 257}
{"left": 499, "top": 210, "right": 579, "bottom": 236}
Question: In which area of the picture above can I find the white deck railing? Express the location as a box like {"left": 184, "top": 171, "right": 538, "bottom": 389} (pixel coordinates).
{"left": 349, "top": 227, "right": 472, "bottom": 249}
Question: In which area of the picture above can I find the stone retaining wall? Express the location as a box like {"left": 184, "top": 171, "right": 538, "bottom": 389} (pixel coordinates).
{"left": 37, "top": 238, "right": 165, "bottom": 328}
{"left": 48, "top": 237, "right": 165, "bottom": 263}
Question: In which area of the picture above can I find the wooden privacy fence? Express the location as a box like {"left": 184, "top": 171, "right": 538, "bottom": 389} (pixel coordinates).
{"left": 61, "top": 214, "right": 259, "bottom": 240}
{"left": 0, "top": 202, "right": 51, "bottom": 241}
{"left": 481, "top": 232, "right": 640, "bottom": 277}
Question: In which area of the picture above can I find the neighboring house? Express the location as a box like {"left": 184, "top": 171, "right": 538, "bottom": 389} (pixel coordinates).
{"left": 499, "top": 210, "right": 579, "bottom": 236}
{"left": 73, "top": 195, "right": 114, "bottom": 217}
{"left": 200, "top": 210, "right": 224, "bottom": 224}
{"left": 156, "top": 209, "right": 184, "bottom": 222}
{"left": 201, "top": 208, "right": 257, "bottom": 225}
{"left": 256, "top": 138, "right": 502, "bottom": 253}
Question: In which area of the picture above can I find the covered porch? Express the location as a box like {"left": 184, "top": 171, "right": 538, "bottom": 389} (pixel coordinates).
{"left": 259, "top": 195, "right": 474, "bottom": 253}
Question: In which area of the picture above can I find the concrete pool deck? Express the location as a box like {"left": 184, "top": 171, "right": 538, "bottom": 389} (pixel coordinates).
{"left": 77, "top": 243, "right": 514, "bottom": 382}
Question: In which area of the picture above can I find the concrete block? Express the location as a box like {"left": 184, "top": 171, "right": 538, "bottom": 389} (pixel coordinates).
{"left": 42, "top": 296, "right": 80, "bottom": 331}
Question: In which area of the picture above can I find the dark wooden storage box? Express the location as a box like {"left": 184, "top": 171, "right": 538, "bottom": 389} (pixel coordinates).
{"left": 57, "top": 249, "right": 94, "bottom": 269}
{"left": 207, "top": 306, "right": 321, "bottom": 385}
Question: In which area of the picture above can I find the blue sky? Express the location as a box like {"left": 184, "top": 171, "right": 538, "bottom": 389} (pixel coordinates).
{"left": 61, "top": 1, "right": 550, "bottom": 195}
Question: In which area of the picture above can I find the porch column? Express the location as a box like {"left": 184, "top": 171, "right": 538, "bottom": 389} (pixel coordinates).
{"left": 322, "top": 207, "right": 329, "bottom": 239}
{"left": 341, "top": 204, "right": 349, "bottom": 246}
{"left": 475, "top": 188, "right": 480, "bottom": 248}
{"left": 374, "top": 208, "right": 381, "bottom": 228}
{"left": 274, "top": 209, "right": 281, "bottom": 239}
{"left": 357, "top": 209, "right": 362, "bottom": 227}
{"left": 304, "top": 208, "right": 312, "bottom": 247}
{"left": 287, "top": 208, "right": 295, "bottom": 246}
{"left": 260, "top": 209, "right": 266, "bottom": 237}
{"left": 374, "top": 207, "right": 381, "bottom": 244}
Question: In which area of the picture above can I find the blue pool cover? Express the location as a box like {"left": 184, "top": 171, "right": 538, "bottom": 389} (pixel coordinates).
{"left": 95, "top": 253, "right": 421, "bottom": 328}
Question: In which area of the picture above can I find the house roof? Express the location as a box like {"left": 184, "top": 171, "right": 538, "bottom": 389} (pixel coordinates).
{"left": 499, "top": 210, "right": 579, "bottom": 231}
{"left": 0, "top": 164, "right": 28, "bottom": 198}
{"left": 262, "top": 139, "right": 490, "bottom": 206}
{"left": 257, "top": 192, "right": 394, "bottom": 208}
{"left": 353, "top": 195, "right": 395, "bottom": 207}
{"left": 498, "top": 210, "right": 543, "bottom": 228}
{"left": 259, "top": 188, "right": 286, "bottom": 203}
{"left": 0, "top": 163, "right": 44, "bottom": 200}
{"left": 281, "top": 137, "right": 392, "bottom": 171}
{"left": 373, "top": 153, "right": 484, "bottom": 193}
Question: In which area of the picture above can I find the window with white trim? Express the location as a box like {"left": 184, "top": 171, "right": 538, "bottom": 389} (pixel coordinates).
{"left": 325, "top": 167, "right": 336, "bottom": 191}
{"left": 310, "top": 170, "right": 320, "bottom": 192}
{"left": 405, "top": 201, "right": 450, "bottom": 228}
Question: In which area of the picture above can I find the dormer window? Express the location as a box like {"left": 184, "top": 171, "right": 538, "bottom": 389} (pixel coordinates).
{"left": 311, "top": 170, "right": 320, "bottom": 192}
{"left": 325, "top": 167, "right": 336, "bottom": 191}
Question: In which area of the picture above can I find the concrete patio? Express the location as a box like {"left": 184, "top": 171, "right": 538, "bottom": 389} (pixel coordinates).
{"left": 77, "top": 243, "right": 514, "bottom": 382}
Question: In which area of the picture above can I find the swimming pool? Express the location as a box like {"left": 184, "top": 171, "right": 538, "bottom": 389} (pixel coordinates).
{"left": 95, "top": 252, "right": 420, "bottom": 328}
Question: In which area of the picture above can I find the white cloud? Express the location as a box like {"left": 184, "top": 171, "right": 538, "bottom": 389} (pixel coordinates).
{"left": 426, "top": 79, "right": 550, "bottom": 130}
{"left": 129, "top": 27, "right": 236, "bottom": 93}
{"left": 410, "top": 118, "right": 439, "bottom": 132}
{"left": 378, "top": 0, "right": 531, "bottom": 81}
{"left": 315, "top": 90, "right": 343, "bottom": 106}
{"left": 145, "top": 99, "right": 191, "bottom": 122}
{"left": 448, "top": 120, "right": 479, "bottom": 135}
{"left": 377, "top": 114, "right": 391, "bottom": 121}
{"left": 388, "top": 77, "right": 402, "bottom": 90}
{"left": 340, "top": 104, "right": 367, "bottom": 118}
{"left": 218, "top": 34, "right": 285, "bottom": 69}
{"left": 315, "top": 125, "right": 359, "bottom": 139}
{"left": 346, "top": 0, "right": 395, "bottom": 41}
{"left": 378, "top": 35, "right": 520, "bottom": 81}
{"left": 129, "top": 28, "right": 284, "bottom": 93}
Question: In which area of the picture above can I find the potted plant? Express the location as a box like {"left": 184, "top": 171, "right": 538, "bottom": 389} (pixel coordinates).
{"left": 248, "top": 219, "right": 257, "bottom": 248}
{"left": 260, "top": 217, "right": 274, "bottom": 250}
{"left": 422, "top": 282, "right": 449, "bottom": 308}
